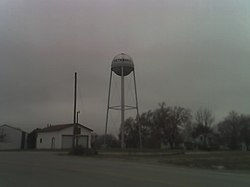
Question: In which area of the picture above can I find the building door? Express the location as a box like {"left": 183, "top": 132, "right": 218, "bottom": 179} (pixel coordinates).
{"left": 78, "top": 135, "right": 89, "bottom": 148}
{"left": 62, "top": 135, "right": 73, "bottom": 149}
{"left": 51, "top": 137, "right": 55, "bottom": 149}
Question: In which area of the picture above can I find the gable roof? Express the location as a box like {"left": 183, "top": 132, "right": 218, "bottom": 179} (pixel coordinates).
{"left": 38, "top": 123, "right": 93, "bottom": 133}
{"left": 0, "top": 124, "right": 25, "bottom": 132}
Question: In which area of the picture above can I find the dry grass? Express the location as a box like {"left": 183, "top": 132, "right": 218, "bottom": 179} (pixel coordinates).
{"left": 97, "top": 150, "right": 250, "bottom": 170}
{"left": 158, "top": 151, "right": 250, "bottom": 170}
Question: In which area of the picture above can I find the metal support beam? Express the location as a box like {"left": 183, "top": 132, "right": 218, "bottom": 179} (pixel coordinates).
{"left": 121, "top": 67, "right": 125, "bottom": 149}
{"left": 133, "top": 70, "right": 142, "bottom": 149}
{"left": 104, "top": 71, "right": 112, "bottom": 148}
{"left": 104, "top": 56, "right": 141, "bottom": 150}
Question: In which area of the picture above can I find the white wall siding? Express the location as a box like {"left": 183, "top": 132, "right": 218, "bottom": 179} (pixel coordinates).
{"left": 0, "top": 125, "right": 23, "bottom": 150}
{"left": 61, "top": 135, "right": 73, "bottom": 149}
{"left": 60, "top": 126, "right": 92, "bottom": 148}
{"left": 36, "top": 125, "right": 92, "bottom": 149}
{"left": 36, "top": 131, "right": 61, "bottom": 149}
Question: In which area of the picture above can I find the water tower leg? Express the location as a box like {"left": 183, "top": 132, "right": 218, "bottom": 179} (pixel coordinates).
{"left": 133, "top": 70, "right": 142, "bottom": 149}
{"left": 121, "top": 67, "right": 125, "bottom": 149}
{"left": 104, "top": 71, "right": 112, "bottom": 148}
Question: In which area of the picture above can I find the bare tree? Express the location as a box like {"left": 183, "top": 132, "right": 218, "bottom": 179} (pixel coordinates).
{"left": 92, "top": 133, "right": 120, "bottom": 148}
{"left": 139, "top": 111, "right": 160, "bottom": 148}
{"left": 239, "top": 115, "right": 250, "bottom": 151}
{"left": 218, "top": 111, "right": 242, "bottom": 150}
{"left": 121, "top": 111, "right": 159, "bottom": 149}
{"left": 122, "top": 117, "right": 139, "bottom": 148}
{"left": 195, "top": 108, "right": 214, "bottom": 127}
{"left": 154, "top": 102, "right": 192, "bottom": 149}
{"left": 192, "top": 108, "right": 215, "bottom": 148}
{"left": 121, "top": 103, "right": 192, "bottom": 149}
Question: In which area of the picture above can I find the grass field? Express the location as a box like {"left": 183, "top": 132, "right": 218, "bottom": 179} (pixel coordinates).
{"left": 158, "top": 151, "right": 250, "bottom": 170}
{"left": 97, "top": 150, "right": 250, "bottom": 171}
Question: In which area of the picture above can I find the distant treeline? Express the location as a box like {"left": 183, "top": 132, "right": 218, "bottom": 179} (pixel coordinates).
{"left": 92, "top": 102, "right": 250, "bottom": 151}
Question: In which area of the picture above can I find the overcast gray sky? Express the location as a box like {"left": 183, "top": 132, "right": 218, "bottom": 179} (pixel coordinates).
{"left": 0, "top": 0, "right": 250, "bottom": 134}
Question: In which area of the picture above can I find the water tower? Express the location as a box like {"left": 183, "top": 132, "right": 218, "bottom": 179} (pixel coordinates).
{"left": 104, "top": 53, "right": 142, "bottom": 149}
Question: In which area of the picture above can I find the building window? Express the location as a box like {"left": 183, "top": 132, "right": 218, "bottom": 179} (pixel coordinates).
{"left": 40, "top": 138, "right": 42, "bottom": 143}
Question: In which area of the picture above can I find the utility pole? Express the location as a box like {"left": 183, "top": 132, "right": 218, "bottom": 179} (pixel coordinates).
{"left": 73, "top": 72, "right": 77, "bottom": 149}
{"left": 77, "top": 111, "right": 80, "bottom": 124}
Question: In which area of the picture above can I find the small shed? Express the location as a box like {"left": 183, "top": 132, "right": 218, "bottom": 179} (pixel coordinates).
{"left": 36, "top": 123, "right": 93, "bottom": 149}
{"left": 0, "top": 124, "right": 27, "bottom": 150}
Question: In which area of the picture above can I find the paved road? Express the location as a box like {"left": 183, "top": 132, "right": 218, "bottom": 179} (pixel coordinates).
{"left": 0, "top": 152, "right": 249, "bottom": 187}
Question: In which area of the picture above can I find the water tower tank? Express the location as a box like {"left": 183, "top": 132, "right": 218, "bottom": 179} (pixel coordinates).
{"left": 111, "top": 53, "right": 134, "bottom": 76}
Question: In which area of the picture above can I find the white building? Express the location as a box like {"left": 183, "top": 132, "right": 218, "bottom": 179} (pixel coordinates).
{"left": 0, "top": 124, "right": 27, "bottom": 150}
{"left": 36, "top": 123, "right": 93, "bottom": 149}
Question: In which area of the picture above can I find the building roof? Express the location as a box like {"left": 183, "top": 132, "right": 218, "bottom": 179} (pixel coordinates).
{"left": 0, "top": 124, "right": 25, "bottom": 132}
{"left": 38, "top": 123, "right": 93, "bottom": 133}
